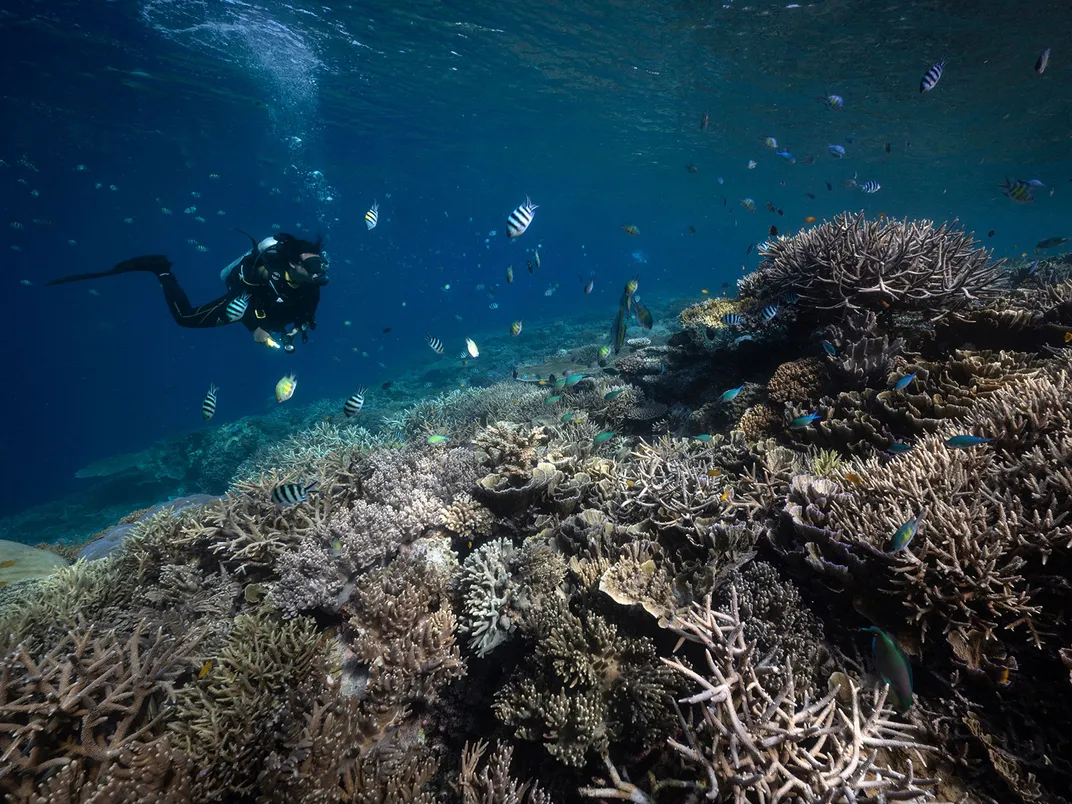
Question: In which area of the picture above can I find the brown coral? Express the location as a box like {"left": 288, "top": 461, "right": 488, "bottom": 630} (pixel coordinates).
{"left": 766, "top": 356, "right": 826, "bottom": 404}
{"left": 737, "top": 403, "right": 780, "bottom": 441}
{"left": 741, "top": 212, "right": 1005, "bottom": 320}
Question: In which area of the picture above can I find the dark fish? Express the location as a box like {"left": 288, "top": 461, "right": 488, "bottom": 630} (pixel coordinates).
{"left": 746, "top": 243, "right": 754, "bottom": 255}
{"left": 1036, "top": 47, "right": 1051, "bottom": 75}
{"left": 201, "top": 384, "right": 218, "bottom": 420}
{"left": 777, "top": 208, "right": 783, "bottom": 216}
{"left": 344, "top": 387, "right": 367, "bottom": 417}
{"left": 781, "top": 291, "right": 799, "bottom": 304}
{"left": 271, "top": 481, "right": 318, "bottom": 506}
{"left": 884, "top": 142, "right": 891, "bottom": 154}
{"left": 633, "top": 296, "right": 654, "bottom": 329}
{"left": 765, "top": 201, "right": 777, "bottom": 213}
{"left": 381, "top": 381, "right": 393, "bottom": 391}
{"left": 805, "top": 192, "right": 816, "bottom": 200}
{"left": 920, "top": 59, "right": 945, "bottom": 93}
{"left": 1036, "top": 237, "right": 1070, "bottom": 249}
{"left": 863, "top": 626, "right": 913, "bottom": 713}
{"left": 700, "top": 109, "right": 709, "bottom": 131}
{"left": 688, "top": 225, "right": 696, "bottom": 234}
{"left": 769, "top": 225, "right": 778, "bottom": 237}
{"left": 988, "top": 229, "right": 995, "bottom": 237}
{"left": 800, "top": 155, "right": 815, "bottom": 164}
{"left": 686, "top": 163, "right": 698, "bottom": 173}
{"left": 825, "top": 182, "right": 832, "bottom": 191}
{"left": 506, "top": 196, "right": 537, "bottom": 238}
{"left": 527, "top": 260, "right": 534, "bottom": 274}
{"left": 382, "top": 327, "right": 392, "bottom": 334}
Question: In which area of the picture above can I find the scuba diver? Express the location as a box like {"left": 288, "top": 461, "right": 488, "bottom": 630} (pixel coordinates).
{"left": 46, "top": 232, "right": 329, "bottom": 353}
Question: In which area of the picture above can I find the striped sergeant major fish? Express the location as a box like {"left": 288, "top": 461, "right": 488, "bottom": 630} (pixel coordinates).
{"left": 226, "top": 292, "right": 251, "bottom": 322}
{"left": 761, "top": 304, "right": 778, "bottom": 322}
{"left": 859, "top": 180, "right": 881, "bottom": 194}
{"left": 365, "top": 202, "right": 379, "bottom": 230}
{"left": 426, "top": 332, "right": 445, "bottom": 354}
{"left": 506, "top": 195, "right": 537, "bottom": 238}
{"left": 271, "top": 481, "right": 318, "bottom": 507}
{"left": 202, "top": 384, "right": 218, "bottom": 420}
{"left": 344, "top": 387, "right": 367, "bottom": 417}
{"left": 920, "top": 59, "right": 945, "bottom": 93}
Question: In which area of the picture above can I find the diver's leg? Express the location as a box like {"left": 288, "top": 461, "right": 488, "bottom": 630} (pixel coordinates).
{"left": 156, "top": 268, "right": 233, "bottom": 328}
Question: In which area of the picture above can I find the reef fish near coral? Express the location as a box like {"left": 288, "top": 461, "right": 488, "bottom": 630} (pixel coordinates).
{"left": 275, "top": 374, "right": 297, "bottom": 403}
{"left": 344, "top": 387, "right": 367, "bottom": 417}
{"left": 944, "top": 434, "right": 994, "bottom": 449}
{"left": 790, "top": 412, "right": 820, "bottom": 429}
{"left": 201, "top": 384, "right": 218, "bottom": 420}
{"left": 271, "top": 481, "right": 317, "bottom": 506}
{"left": 863, "top": 626, "right": 913, "bottom": 713}
{"left": 887, "top": 507, "right": 925, "bottom": 552}
{"left": 720, "top": 385, "right": 743, "bottom": 403}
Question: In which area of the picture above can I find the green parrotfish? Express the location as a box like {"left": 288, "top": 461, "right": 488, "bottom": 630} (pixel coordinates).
{"left": 863, "top": 626, "right": 913, "bottom": 714}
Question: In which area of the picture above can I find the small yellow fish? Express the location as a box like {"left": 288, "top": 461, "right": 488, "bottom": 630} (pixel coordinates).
{"left": 275, "top": 374, "right": 297, "bottom": 403}
{"left": 622, "top": 224, "right": 639, "bottom": 236}
{"left": 0, "top": 559, "right": 16, "bottom": 569}
{"left": 843, "top": 472, "right": 864, "bottom": 485}
{"left": 1065, "top": 331, "right": 1072, "bottom": 343}
{"left": 198, "top": 660, "right": 213, "bottom": 679}
{"left": 720, "top": 488, "right": 731, "bottom": 502}
{"left": 804, "top": 216, "right": 817, "bottom": 223}
{"left": 701, "top": 288, "right": 709, "bottom": 295}
{"left": 511, "top": 319, "right": 523, "bottom": 336}
{"left": 706, "top": 468, "right": 721, "bottom": 477}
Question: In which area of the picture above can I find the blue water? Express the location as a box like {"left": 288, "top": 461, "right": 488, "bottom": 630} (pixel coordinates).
{"left": 2, "top": 0, "right": 1071, "bottom": 519}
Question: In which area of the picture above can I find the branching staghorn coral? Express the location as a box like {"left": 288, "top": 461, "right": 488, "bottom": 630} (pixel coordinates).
{"left": 740, "top": 213, "right": 1005, "bottom": 321}
{"left": 168, "top": 607, "right": 328, "bottom": 800}
{"left": 661, "top": 589, "right": 938, "bottom": 803}
{"left": 1, "top": 620, "right": 201, "bottom": 800}
{"left": 458, "top": 740, "right": 553, "bottom": 804}
{"left": 618, "top": 435, "right": 744, "bottom": 535}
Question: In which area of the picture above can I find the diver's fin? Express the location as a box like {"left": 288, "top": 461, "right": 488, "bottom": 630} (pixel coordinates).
{"left": 46, "top": 255, "right": 173, "bottom": 286}
{"left": 235, "top": 228, "right": 259, "bottom": 251}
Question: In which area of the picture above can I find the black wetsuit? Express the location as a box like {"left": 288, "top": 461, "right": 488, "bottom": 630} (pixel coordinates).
{"left": 158, "top": 254, "right": 320, "bottom": 336}
{"left": 48, "top": 251, "right": 320, "bottom": 345}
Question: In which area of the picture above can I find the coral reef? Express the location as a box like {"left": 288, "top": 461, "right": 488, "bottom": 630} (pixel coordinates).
{"left": 7, "top": 213, "right": 1072, "bottom": 802}
{"left": 740, "top": 212, "right": 1005, "bottom": 320}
